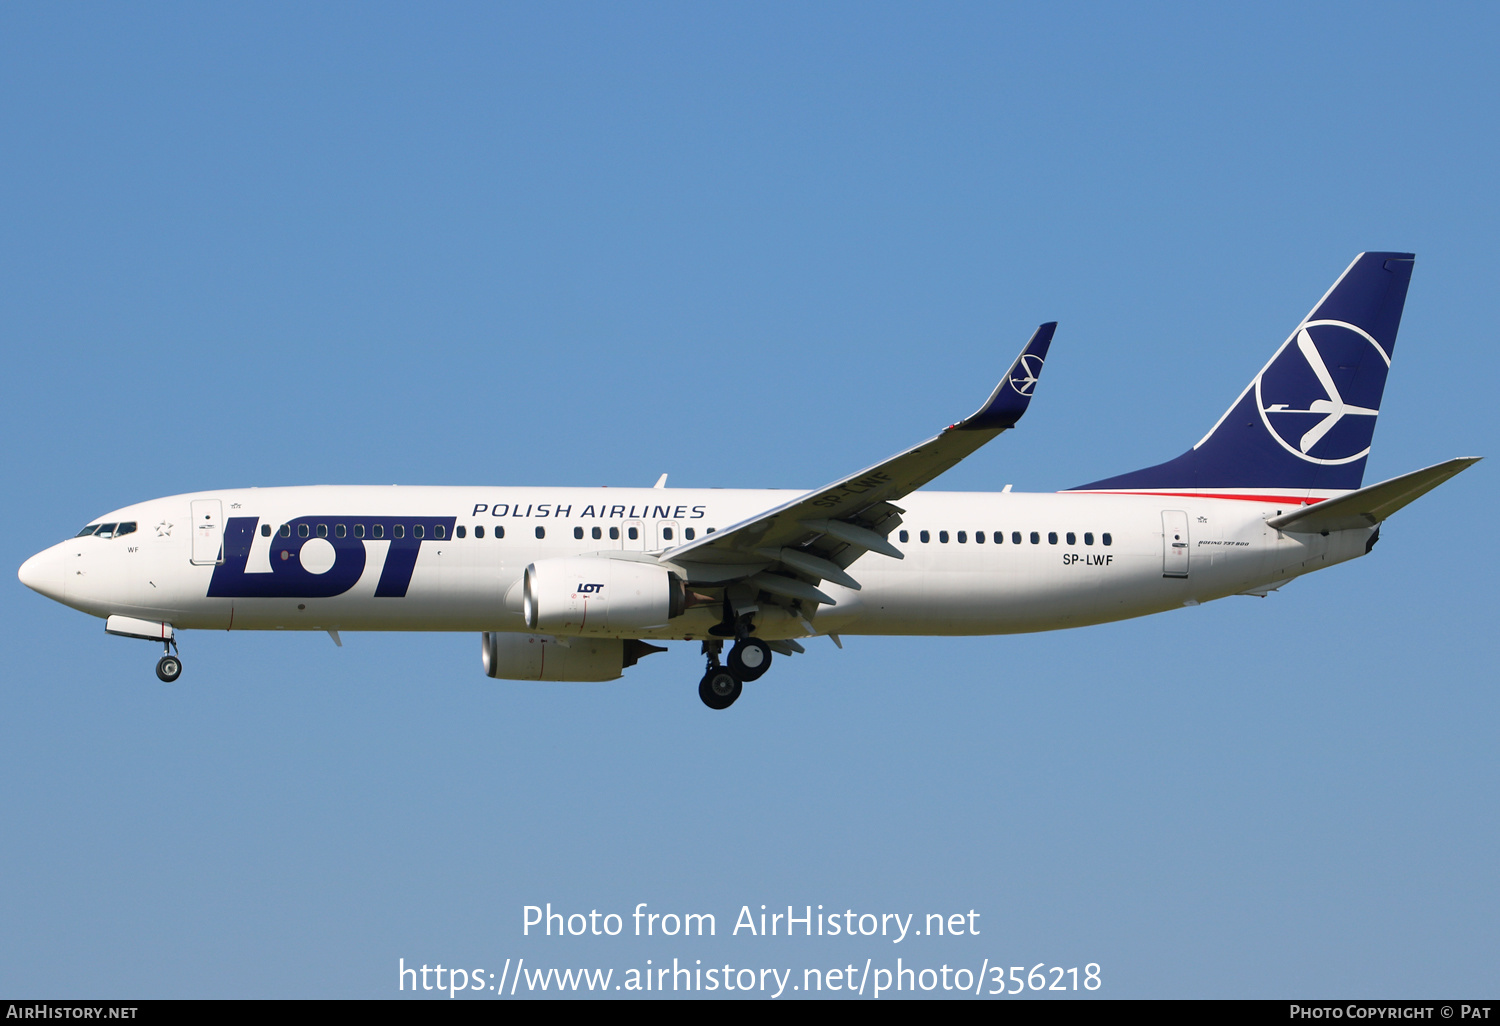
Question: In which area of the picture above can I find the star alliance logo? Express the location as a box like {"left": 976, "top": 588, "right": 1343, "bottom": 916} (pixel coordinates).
{"left": 1009, "top": 354, "right": 1044, "bottom": 396}
{"left": 1254, "top": 320, "right": 1389, "bottom": 466}
{"left": 155, "top": 521, "right": 173, "bottom": 537}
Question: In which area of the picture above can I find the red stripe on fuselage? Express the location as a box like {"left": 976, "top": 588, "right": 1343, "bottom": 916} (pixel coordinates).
{"left": 1061, "top": 491, "right": 1329, "bottom": 505}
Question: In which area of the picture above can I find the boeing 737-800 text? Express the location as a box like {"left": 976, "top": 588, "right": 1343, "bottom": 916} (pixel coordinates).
{"left": 18, "top": 253, "right": 1478, "bottom": 708}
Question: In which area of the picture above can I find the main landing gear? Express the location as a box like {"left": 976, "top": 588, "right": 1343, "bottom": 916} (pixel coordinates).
{"left": 699, "top": 665, "right": 741, "bottom": 710}
{"left": 697, "top": 638, "right": 774, "bottom": 710}
{"left": 155, "top": 637, "right": 182, "bottom": 682}
{"left": 727, "top": 637, "right": 772, "bottom": 681}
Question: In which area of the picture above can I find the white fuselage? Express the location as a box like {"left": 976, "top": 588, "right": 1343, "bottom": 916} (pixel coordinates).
{"left": 23, "top": 485, "right": 1368, "bottom": 641}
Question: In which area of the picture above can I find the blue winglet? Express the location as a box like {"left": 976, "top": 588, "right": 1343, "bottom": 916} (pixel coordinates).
{"left": 958, "top": 322, "right": 1057, "bottom": 431}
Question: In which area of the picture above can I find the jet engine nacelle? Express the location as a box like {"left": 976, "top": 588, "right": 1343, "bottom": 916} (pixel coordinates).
{"left": 522, "top": 557, "right": 684, "bottom": 635}
{"left": 481, "top": 632, "right": 665, "bottom": 682}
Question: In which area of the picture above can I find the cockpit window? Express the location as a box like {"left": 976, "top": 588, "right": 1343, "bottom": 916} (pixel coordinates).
{"left": 77, "top": 522, "right": 136, "bottom": 538}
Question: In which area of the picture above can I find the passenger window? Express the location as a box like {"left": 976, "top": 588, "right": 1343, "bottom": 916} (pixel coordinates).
{"left": 496, "top": 526, "right": 505, "bottom": 539}
{"left": 995, "top": 532, "right": 1004, "bottom": 544}
{"left": 280, "top": 525, "right": 291, "bottom": 538}
{"left": 1084, "top": 532, "right": 1094, "bottom": 546}
{"left": 1048, "top": 532, "right": 1058, "bottom": 545}
{"left": 298, "top": 524, "right": 310, "bottom": 539}
{"left": 1030, "top": 532, "right": 1040, "bottom": 544}
{"left": 372, "top": 524, "right": 384, "bottom": 539}
{"left": 335, "top": 524, "right": 347, "bottom": 538}
{"left": 1102, "top": 533, "right": 1112, "bottom": 546}
{"left": 535, "top": 526, "right": 545, "bottom": 539}
{"left": 317, "top": 524, "right": 328, "bottom": 538}
{"left": 592, "top": 526, "right": 602, "bottom": 540}
{"left": 76, "top": 525, "right": 101, "bottom": 537}
{"left": 393, "top": 524, "right": 404, "bottom": 539}
{"left": 414, "top": 525, "right": 424, "bottom": 539}
{"left": 1012, "top": 532, "right": 1022, "bottom": 545}
{"left": 939, "top": 531, "right": 949, "bottom": 543}
{"left": 1066, "top": 532, "right": 1076, "bottom": 545}
{"left": 920, "top": 530, "right": 930, "bottom": 543}
{"left": 354, "top": 524, "right": 365, "bottom": 538}
{"left": 260, "top": 524, "right": 271, "bottom": 538}
{"left": 974, "top": 530, "right": 983, "bottom": 544}
{"left": 574, "top": 526, "right": 584, "bottom": 540}
{"left": 610, "top": 527, "right": 619, "bottom": 540}
{"left": 627, "top": 527, "right": 639, "bottom": 540}
{"left": 899, "top": 530, "right": 909, "bottom": 543}
{"left": 662, "top": 527, "right": 673, "bottom": 540}
{"left": 437, "top": 525, "right": 447, "bottom": 539}
{"left": 684, "top": 528, "right": 694, "bottom": 540}
{"left": 474, "top": 525, "right": 483, "bottom": 539}
{"left": 957, "top": 531, "right": 967, "bottom": 543}
{"left": 456, "top": 526, "right": 466, "bottom": 539}
{"left": 707, "top": 527, "right": 716, "bottom": 533}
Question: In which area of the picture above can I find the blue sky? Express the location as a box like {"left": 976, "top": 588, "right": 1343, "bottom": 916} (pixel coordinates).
{"left": 2, "top": 2, "right": 1496, "bottom": 998}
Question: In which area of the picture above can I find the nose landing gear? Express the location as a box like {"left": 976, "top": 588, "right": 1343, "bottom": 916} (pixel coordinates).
{"left": 155, "top": 636, "right": 182, "bottom": 682}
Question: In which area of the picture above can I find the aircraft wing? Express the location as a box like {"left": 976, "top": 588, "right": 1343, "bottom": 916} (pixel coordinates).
{"left": 1267, "top": 457, "right": 1480, "bottom": 534}
{"left": 661, "top": 324, "right": 1056, "bottom": 606}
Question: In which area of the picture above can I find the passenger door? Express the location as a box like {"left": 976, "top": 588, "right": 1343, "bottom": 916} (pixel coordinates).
{"left": 190, "top": 499, "right": 224, "bottom": 565}
{"left": 1161, "top": 510, "right": 1189, "bottom": 578}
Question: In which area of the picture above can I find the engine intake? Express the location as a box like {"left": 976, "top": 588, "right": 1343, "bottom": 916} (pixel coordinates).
{"left": 522, "top": 557, "right": 684, "bottom": 635}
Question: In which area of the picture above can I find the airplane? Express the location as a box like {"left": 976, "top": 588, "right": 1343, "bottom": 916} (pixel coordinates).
{"left": 17, "top": 252, "right": 1479, "bottom": 709}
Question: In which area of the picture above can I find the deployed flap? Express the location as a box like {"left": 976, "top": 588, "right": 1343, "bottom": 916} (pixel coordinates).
{"left": 1268, "top": 457, "right": 1480, "bottom": 533}
{"left": 663, "top": 324, "right": 1056, "bottom": 588}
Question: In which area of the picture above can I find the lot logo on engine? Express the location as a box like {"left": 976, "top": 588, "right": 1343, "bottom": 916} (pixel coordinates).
{"left": 577, "top": 582, "right": 604, "bottom": 594}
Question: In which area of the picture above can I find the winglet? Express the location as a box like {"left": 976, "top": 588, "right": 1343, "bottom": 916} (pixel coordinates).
{"left": 956, "top": 322, "right": 1056, "bottom": 431}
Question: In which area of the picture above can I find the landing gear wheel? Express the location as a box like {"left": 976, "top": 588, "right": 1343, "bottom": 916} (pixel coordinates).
{"left": 698, "top": 668, "right": 742, "bottom": 710}
{"left": 727, "top": 638, "right": 773, "bottom": 682}
{"left": 156, "top": 655, "right": 182, "bottom": 682}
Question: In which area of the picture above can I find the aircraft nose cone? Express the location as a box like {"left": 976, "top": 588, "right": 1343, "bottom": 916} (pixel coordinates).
{"left": 18, "top": 548, "right": 63, "bottom": 601}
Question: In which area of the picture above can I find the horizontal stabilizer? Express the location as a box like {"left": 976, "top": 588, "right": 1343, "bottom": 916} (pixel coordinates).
{"left": 1268, "top": 457, "right": 1480, "bottom": 533}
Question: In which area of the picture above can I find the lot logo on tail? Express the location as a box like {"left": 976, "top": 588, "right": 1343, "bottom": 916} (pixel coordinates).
{"left": 1255, "top": 320, "right": 1389, "bottom": 465}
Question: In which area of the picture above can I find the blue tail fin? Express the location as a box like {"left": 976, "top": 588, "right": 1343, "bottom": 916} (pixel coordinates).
{"left": 1074, "top": 252, "right": 1414, "bottom": 493}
